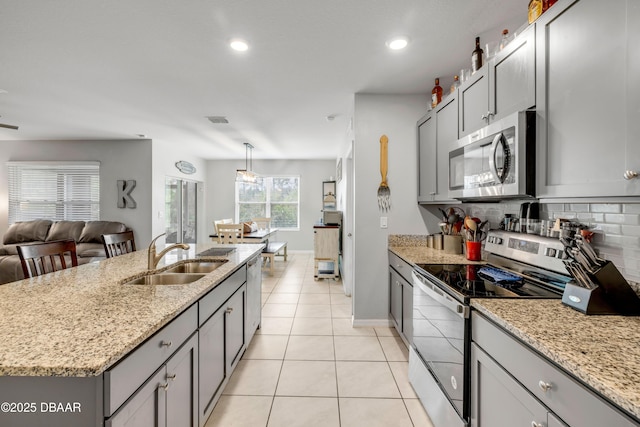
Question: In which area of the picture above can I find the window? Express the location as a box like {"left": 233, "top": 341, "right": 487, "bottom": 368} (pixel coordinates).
{"left": 7, "top": 161, "right": 100, "bottom": 223}
{"left": 236, "top": 176, "right": 300, "bottom": 230}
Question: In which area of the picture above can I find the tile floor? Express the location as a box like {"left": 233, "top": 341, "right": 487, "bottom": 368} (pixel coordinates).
{"left": 204, "top": 252, "right": 434, "bottom": 427}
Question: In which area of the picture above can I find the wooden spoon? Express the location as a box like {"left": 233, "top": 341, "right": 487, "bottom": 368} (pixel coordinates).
{"left": 464, "top": 216, "right": 477, "bottom": 241}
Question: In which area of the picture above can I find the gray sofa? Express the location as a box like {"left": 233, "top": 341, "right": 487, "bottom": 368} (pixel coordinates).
{"left": 0, "top": 220, "right": 129, "bottom": 285}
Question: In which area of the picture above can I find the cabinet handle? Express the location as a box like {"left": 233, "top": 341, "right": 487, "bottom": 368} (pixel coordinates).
{"left": 624, "top": 170, "right": 639, "bottom": 180}
{"left": 487, "top": 111, "right": 495, "bottom": 118}
{"left": 226, "top": 307, "right": 233, "bottom": 314}
{"left": 167, "top": 374, "right": 176, "bottom": 381}
{"left": 531, "top": 422, "right": 544, "bottom": 427}
{"left": 160, "top": 340, "right": 172, "bottom": 347}
{"left": 160, "top": 382, "right": 169, "bottom": 391}
{"left": 538, "top": 380, "right": 552, "bottom": 392}
{"left": 396, "top": 280, "right": 401, "bottom": 287}
{"left": 480, "top": 113, "right": 488, "bottom": 121}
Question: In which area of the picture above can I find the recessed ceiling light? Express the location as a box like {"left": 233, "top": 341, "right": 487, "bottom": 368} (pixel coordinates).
{"left": 230, "top": 39, "right": 249, "bottom": 52}
{"left": 386, "top": 37, "right": 409, "bottom": 50}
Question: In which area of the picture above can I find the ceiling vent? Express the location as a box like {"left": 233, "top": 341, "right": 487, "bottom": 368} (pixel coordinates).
{"left": 206, "top": 116, "right": 229, "bottom": 124}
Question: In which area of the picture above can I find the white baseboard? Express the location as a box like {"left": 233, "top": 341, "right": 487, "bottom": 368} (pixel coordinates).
{"left": 351, "top": 318, "right": 393, "bottom": 328}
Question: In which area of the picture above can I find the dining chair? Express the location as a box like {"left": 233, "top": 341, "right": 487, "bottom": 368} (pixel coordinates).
{"left": 213, "top": 218, "right": 233, "bottom": 234}
{"left": 252, "top": 217, "right": 271, "bottom": 230}
{"left": 101, "top": 230, "right": 136, "bottom": 258}
{"left": 216, "top": 223, "right": 245, "bottom": 244}
{"left": 17, "top": 239, "right": 79, "bottom": 278}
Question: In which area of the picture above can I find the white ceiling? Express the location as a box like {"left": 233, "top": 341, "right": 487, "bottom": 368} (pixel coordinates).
{"left": 0, "top": 0, "right": 525, "bottom": 159}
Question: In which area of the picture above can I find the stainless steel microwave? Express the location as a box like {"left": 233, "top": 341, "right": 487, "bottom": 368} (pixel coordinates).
{"left": 448, "top": 110, "right": 535, "bottom": 200}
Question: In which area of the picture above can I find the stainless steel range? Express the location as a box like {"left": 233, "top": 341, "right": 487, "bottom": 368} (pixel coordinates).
{"left": 409, "top": 230, "right": 571, "bottom": 427}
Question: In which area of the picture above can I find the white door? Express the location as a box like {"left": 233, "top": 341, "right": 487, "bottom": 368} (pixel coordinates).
{"left": 342, "top": 141, "right": 355, "bottom": 298}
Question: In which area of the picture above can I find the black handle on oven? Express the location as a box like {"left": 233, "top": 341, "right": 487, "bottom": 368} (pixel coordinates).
{"left": 411, "top": 271, "right": 470, "bottom": 319}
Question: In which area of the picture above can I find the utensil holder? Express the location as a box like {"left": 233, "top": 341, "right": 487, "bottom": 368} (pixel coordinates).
{"left": 465, "top": 241, "right": 482, "bottom": 261}
{"left": 443, "top": 235, "right": 463, "bottom": 254}
{"left": 433, "top": 234, "right": 444, "bottom": 250}
{"left": 562, "top": 261, "right": 640, "bottom": 315}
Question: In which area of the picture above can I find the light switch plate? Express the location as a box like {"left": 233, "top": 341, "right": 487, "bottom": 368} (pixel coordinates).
{"left": 380, "top": 216, "right": 388, "bottom": 228}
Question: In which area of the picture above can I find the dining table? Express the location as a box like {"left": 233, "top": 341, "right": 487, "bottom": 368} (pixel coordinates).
{"left": 209, "top": 227, "right": 279, "bottom": 245}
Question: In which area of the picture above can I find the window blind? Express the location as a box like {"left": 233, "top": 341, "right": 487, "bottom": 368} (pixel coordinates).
{"left": 7, "top": 161, "right": 100, "bottom": 224}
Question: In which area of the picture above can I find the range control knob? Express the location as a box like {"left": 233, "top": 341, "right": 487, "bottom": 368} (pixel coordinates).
{"left": 545, "top": 248, "right": 557, "bottom": 257}
{"left": 495, "top": 237, "right": 503, "bottom": 245}
{"left": 488, "top": 236, "right": 495, "bottom": 244}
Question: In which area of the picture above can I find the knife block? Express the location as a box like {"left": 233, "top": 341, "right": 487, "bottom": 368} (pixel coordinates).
{"left": 562, "top": 261, "right": 640, "bottom": 315}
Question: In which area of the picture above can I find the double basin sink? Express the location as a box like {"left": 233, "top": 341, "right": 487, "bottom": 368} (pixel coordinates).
{"left": 122, "top": 259, "right": 229, "bottom": 286}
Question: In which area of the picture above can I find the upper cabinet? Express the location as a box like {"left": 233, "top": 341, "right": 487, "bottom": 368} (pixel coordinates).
{"left": 459, "top": 25, "right": 536, "bottom": 138}
{"left": 417, "top": 94, "right": 460, "bottom": 204}
{"left": 536, "top": 0, "right": 640, "bottom": 198}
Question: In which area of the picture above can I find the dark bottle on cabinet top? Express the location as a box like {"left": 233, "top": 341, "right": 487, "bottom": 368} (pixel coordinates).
{"left": 472, "top": 37, "right": 483, "bottom": 73}
{"left": 431, "top": 78, "right": 443, "bottom": 108}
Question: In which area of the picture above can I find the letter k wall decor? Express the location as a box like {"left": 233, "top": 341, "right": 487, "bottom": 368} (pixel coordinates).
{"left": 117, "top": 179, "right": 137, "bottom": 208}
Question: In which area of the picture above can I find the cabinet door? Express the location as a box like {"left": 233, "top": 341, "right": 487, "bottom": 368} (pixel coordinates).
{"left": 245, "top": 255, "right": 262, "bottom": 343}
{"left": 225, "top": 285, "right": 246, "bottom": 372}
{"left": 401, "top": 280, "right": 413, "bottom": 344}
{"left": 314, "top": 228, "right": 339, "bottom": 259}
{"left": 166, "top": 333, "right": 198, "bottom": 427}
{"left": 626, "top": 0, "right": 640, "bottom": 195}
{"left": 470, "top": 343, "right": 548, "bottom": 427}
{"left": 548, "top": 413, "right": 569, "bottom": 427}
{"left": 434, "top": 96, "right": 459, "bottom": 202}
{"left": 417, "top": 113, "right": 437, "bottom": 202}
{"left": 459, "top": 68, "right": 489, "bottom": 137}
{"left": 389, "top": 269, "right": 403, "bottom": 332}
{"left": 489, "top": 24, "right": 535, "bottom": 121}
{"left": 536, "top": 0, "right": 629, "bottom": 197}
{"left": 106, "top": 368, "right": 166, "bottom": 427}
{"left": 198, "top": 308, "right": 226, "bottom": 425}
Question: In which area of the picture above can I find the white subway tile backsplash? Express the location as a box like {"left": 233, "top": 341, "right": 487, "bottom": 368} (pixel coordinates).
{"left": 464, "top": 200, "right": 640, "bottom": 284}
{"left": 623, "top": 204, "right": 640, "bottom": 214}
{"left": 590, "top": 204, "right": 622, "bottom": 213}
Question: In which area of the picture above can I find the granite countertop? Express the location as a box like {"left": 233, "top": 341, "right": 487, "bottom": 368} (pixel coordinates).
{"left": 389, "top": 236, "right": 640, "bottom": 421}
{"left": 472, "top": 299, "right": 640, "bottom": 421}
{"left": 0, "top": 243, "right": 263, "bottom": 377}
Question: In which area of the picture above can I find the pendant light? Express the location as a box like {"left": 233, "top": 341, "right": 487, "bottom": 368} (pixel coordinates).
{"left": 236, "top": 142, "right": 259, "bottom": 183}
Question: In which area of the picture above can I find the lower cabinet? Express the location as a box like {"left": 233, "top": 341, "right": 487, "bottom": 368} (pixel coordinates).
{"left": 198, "top": 284, "right": 246, "bottom": 426}
{"left": 471, "top": 342, "right": 564, "bottom": 427}
{"left": 106, "top": 332, "right": 198, "bottom": 427}
{"left": 388, "top": 251, "right": 413, "bottom": 346}
{"left": 471, "top": 312, "right": 638, "bottom": 427}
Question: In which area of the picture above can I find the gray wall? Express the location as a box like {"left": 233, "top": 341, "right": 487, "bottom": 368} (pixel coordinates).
{"left": 0, "top": 139, "right": 153, "bottom": 245}
{"left": 205, "top": 159, "right": 336, "bottom": 250}
{"left": 352, "top": 93, "right": 439, "bottom": 325}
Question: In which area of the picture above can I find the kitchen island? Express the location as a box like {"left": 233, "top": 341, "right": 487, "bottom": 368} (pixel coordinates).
{"left": 0, "top": 242, "right": 264, "bottom": 427}
{"left": 389, "top": 240, "right": 640, "bottom": 425}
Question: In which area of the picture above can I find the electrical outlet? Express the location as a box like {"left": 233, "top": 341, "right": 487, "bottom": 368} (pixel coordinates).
{"left": 380, "top": 216, "right": 388, "bottom": 229}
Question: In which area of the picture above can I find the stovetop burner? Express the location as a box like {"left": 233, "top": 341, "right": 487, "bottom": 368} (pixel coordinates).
{"left": 415, "top": 263, "right": 562, "bottom": 299}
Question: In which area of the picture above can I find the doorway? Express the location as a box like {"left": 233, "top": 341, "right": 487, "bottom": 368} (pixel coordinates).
{"left": 165, "top": 177, "right": 200, "bottom": 243}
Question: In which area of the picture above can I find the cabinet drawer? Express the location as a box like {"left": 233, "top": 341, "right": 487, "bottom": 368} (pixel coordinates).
{"left": 472, "top": 312, "right": 637, "bottom": 427}
{"left": 199, "top": 266, "right": 246, "bottom": 326}
{"left": 104, "top": 304, "right": 198, "bottom": 417}
{"left": 388, "top": 251, "right": 413, "bottom": 283}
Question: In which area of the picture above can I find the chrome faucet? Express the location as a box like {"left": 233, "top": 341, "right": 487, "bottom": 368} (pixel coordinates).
{"left": 148, "top": 233, "right": 190, "bottom": 270}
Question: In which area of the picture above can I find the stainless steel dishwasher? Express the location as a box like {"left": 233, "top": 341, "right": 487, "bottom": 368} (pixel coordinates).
{"left": 245, "top": 254, "right": 262, "bottom": 341}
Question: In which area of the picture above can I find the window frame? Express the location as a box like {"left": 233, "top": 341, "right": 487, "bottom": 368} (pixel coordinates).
{"left": 235, "top": 175, "right": 300, "bottom": 231}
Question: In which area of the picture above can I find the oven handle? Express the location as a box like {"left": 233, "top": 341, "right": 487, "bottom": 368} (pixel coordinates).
{"left": 412, "top": 271, "right": 470, "bottom": 319}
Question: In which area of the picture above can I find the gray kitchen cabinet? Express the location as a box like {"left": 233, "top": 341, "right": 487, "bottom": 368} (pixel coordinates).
{"left": 198, "top": 282, "right": 247, "bottom": 426}
{"left": 245, "top": 253, "right": 262, "bottom": 343}
{"left": 472, "top": 312, "right": 638, "bottom": 426}
{"left": 536, "top": 0, "right": 640, "bottom": 197}
{"left": 417, "top": 112, "right": 437, "bottom": 202}
{"left": 198, "top": 305, "right": 226, "bottom": 425}
{"left": 388, "top": 251, "right": 413, "bottom": 346}
{"left": 389, "top": 268, "right": 403, "bottom": 331}
{"left": 417, "top": 95, "right": 459, "bottom": 204}
{"left": 107, "top": 332, "right": 198, "bottom": 427}
{"left": 459, "top": 24, "right": 535, "bottom": 138}
{"left": 471, "top": 343, "right": 558, "bottom": 427}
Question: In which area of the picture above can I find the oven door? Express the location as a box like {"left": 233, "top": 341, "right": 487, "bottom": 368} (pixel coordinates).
{"left": 410, "top": 271, "right": 470, "bottom": 426}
